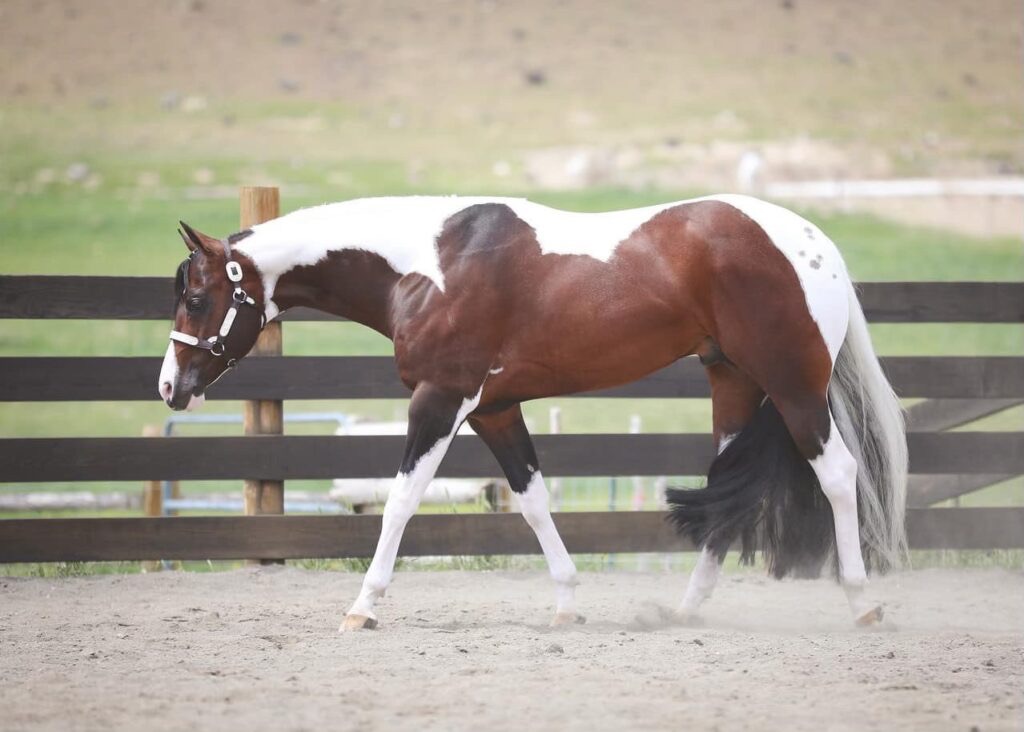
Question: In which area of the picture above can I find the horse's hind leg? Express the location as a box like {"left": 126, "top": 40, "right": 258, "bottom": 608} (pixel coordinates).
{"left": 468, "top": 405, "right": 582, "bottom": 626}
{"left": 341, "top": 382, "right": 481, "bottom": 631}
{"left": 774, "top": 396, "right": 882, "bottom": 625}
{"left": 677, "top": 362, "right": 763, "bottom": 621}
{"left": 805, "top": 412, "right": 883, "bottom": 624}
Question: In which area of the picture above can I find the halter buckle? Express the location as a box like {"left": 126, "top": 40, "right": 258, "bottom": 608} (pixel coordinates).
{"left": 226, "top": 261, "right": 243, "bottom": 282}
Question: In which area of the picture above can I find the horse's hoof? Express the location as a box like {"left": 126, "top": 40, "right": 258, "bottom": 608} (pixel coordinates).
{"left": 340, "top": 614, "right": 378, "bottom": 632}
{"left": 551, "top": 612, "right": 586, "bottom": 627}
{"left": 854, "top": 605, "right": 884, "bottom": 627}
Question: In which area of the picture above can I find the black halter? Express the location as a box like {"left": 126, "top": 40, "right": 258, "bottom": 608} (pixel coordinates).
{"left": 169, "top": 244, "right": 265, "bottom": 365}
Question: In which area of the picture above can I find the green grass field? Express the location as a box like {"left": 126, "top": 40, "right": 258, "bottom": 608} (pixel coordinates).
{"left": 1, "top": 99, "right": 1022, "bottom": 527}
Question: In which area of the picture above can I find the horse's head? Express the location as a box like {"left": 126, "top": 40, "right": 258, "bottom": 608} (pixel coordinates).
{"left": 158, "top": 222, "right": 265, "bottom": 411}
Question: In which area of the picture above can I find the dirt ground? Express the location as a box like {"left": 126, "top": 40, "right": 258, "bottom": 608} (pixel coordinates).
{"left": 1, "top": 567, "right": 1021, "bottom": 731}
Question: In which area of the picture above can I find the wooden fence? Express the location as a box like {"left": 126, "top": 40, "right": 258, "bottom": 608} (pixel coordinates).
{"left": 1, "top": 196, "right": 1022, "bottom": 562}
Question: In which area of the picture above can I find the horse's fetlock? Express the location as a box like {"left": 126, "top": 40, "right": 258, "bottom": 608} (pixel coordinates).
{"left": 551, "top": 567, "right": 578, "bottom": 587}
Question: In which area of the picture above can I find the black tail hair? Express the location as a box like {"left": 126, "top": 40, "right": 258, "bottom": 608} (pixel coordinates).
{"left": 666, "top": 399, "right": 836, "bottom": 579}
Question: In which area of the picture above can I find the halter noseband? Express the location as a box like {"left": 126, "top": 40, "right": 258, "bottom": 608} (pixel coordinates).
{"left": 169, "top": 246, "right": 265, "bottom": 366}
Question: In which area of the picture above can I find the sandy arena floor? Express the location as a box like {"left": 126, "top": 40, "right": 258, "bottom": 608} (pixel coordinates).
{"left": 1, "top": 567, "right": 1021, "bottom": 731}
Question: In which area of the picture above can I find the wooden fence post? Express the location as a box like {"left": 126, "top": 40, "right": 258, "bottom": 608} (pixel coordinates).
{"left": 141, "top": 424, "right": 164, "bottom": 571}
{"left": 239, "top": 188, "right": 284, "bottom": 561}
{"left": 142, "top": 427, "right": 164, "bottom": 519}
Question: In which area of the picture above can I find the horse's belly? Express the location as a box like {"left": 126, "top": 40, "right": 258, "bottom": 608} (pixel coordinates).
{"left": 497, "top": 313, "right": 698, "bottom": 399}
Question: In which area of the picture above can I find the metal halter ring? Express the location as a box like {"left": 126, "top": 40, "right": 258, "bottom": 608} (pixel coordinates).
{"left": 210, "top": 341, "right": 226, "bottom": 356}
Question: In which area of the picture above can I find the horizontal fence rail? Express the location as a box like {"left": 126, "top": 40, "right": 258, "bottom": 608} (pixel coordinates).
{"left": 2, "top": 277, "right": 1024, "bottom": 322}
{"left": 1, "top": 432, "right": 1021, "bottom": 482}
{"left": 2, "top": 356, "right": 1023, "bottom": 401}
{"left": 1, "top": 270, "right": 1021, "bottom": 562}
{"left": 1, "top": 508, "right": 1021, "bottom": 563}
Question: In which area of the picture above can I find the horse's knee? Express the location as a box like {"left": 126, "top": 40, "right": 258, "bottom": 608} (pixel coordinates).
{"left": 382, "top": 481, "right": 419, "bottom": 524}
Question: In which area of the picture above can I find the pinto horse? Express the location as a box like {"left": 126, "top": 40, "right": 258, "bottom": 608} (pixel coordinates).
{"left": 158, "top": 195, "right": 907, "bottom": 630}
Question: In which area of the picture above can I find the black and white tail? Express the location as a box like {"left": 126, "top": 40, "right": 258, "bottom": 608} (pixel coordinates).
{"left": 667, "top": 282, "right": 908, "bottom": 578}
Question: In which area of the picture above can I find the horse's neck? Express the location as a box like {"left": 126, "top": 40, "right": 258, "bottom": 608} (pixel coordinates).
{"left": 236, "top": 206, "right": 413, "bottom": 337}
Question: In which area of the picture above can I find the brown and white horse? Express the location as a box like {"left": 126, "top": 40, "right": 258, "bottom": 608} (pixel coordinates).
{"left": 158, "top": 195, "right": 907, "bottom": 630}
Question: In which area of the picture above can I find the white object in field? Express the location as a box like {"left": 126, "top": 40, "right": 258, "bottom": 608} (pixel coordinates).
{"left": 736, "top": 150, "right": 763, "bottom": 192}
{"left": 329, "top": 420, "right": 497, "bottom": 506}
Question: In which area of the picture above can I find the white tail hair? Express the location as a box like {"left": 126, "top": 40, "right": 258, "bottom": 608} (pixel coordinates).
{"left": 828, "top": 282, "right": 909, "bottom": 571}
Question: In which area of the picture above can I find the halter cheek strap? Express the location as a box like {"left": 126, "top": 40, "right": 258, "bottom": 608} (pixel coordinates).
{"left": 169, "top": 256, "right": 266, "bottom": 362}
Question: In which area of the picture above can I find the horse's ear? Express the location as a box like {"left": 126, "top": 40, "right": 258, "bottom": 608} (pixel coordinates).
{"left": 178, "top": 221, "right": 220, "bottom": 256}
{"left": 178, "top": 227, "right": 197, "bottom": 252}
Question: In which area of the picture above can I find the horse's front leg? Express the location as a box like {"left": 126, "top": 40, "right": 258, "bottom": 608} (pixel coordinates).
{"left": 468, "top": 405, "right": 582, "bottom": 626}
{"left": 341, "top": 382, "right": 481, "bottom": 631}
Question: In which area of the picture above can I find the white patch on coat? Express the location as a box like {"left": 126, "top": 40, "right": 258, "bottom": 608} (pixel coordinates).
{"left": 678, "top": 547, "right": 723, "bottom": 616}
{"left": 158, "top": 342, "right": 178, "bottom": 401}
{"left": 233, "top": 196, "right": 680, "bottom": 301}
{"left": 514, "top": 471, "right": 578, "bottom": 613}
{"left": 509, "top": 199, "right": 680, "bottom": 260}
{"left": 809, "top": 420, "right": 865, "bottom": 585}
{"left": 157, "top": 342, "right": 206, "bottom": 411}
{"left": 234, "top": 194, "right": 850, "bottom": 359}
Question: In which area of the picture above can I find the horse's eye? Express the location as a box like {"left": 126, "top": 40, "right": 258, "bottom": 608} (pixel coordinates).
{"left": 186, "top": 297, "right": 204, "bottom": 313}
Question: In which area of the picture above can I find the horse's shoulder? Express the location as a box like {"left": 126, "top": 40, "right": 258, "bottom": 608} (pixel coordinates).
{"left": 437, "top": 200, "right": 535, "bottom": 259}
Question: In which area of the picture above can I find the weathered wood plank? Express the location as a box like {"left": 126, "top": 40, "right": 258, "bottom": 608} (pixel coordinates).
{"left": 1, "top": 432, "right": 1022, "bottom": 482}
{"left": 3, "top": 277, "right": 1022, "bottom": 322}
{"left": 0, "top": 356, "right": 410, "bottom": 400}
{"left": 880, "top": 358, "right": 1024, "bottom": 399}
{"left": 903, "top": 398, "right": 1022, "bottom": 505}
{"left": 2, "top": 356, "right": 1023, "bottom": 401}
{"left": 0, "top": 276, "right": 171, "bottom": 320}
{"left": 905, "top": 398, "right": 1024, "bottom": 431}
{"left": 855, "top": 282, "right": 1024, "bottom": 323}
{"left": 903, "top": 507, "right": 1024, "bottom": 550}
{"left": 0, "top": 508, "right": 1019, "bottom": 562}
{"left": 907, "top": 474, "right": 1014, "bottom": 507}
